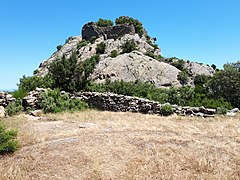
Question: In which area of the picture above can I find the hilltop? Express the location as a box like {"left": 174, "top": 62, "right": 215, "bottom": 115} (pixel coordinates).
{"left": 35, "top": 16, "right": 214, "bottom": 88}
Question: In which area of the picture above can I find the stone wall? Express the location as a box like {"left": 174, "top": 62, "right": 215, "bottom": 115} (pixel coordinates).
{"left": 82, "top": 22, "right": 135, "bottom": 41}
{"left": 0, "top": 92, "right": 16, "bottom": 107}
{"left": 23, "top": 89, "right": 217, "bottom": 117}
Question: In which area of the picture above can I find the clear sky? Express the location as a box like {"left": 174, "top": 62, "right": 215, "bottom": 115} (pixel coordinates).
{"left": 0, "top": 0, "right": 239, "bottom": 90}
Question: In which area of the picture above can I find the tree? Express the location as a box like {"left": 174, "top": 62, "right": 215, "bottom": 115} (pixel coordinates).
{"left": 121, "top": 40, "right": 137, "bottom": 54}
{"left": 96, "top": 18, "right": 113, "bottom": 27}
{"left": 208, "top": 61, "right": 240, "bottom": 108}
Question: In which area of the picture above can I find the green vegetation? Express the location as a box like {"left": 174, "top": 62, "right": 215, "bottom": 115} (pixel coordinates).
{"left": 115, "top": 16, "right": 145, "bottom": 37}
{"left": 178, "top": 71, "right": 189, "bottom": 85}
{"left": 86, "top": 80, "right": 232, "bottom": 109}
{"left": 0, "top": 122, "right": 19, "bottom": 155}
{"left": 96, "top": 18, "right": 113, "bottom": 27}
{"left": 77, "top": 39, "right": 89, "bottom": 49}
{"left": 96, "top": 42, "right": 106, "bottom": 54}
{"left": 49, "top": 51, "right": 99, "bottom": 92}
{"left": 160, "top": 104, "right": 173, "bottom": 116}
{"left": 144, "top": 51, "right": 155, "bottom": 59}
{"left": 171, "top": 59, "right": 185, "bottom": 71}
{"left": 5, "top": 99, "right": 23, "bottom": 116}
{"left": 56, "top": 45, "right": 63, "bottom": 51}
{"left": 39, "top": 89, "right": 88, "bottom": 113}
{"left": 208, "top": 62, "right": 240, "bottom": 108}
{"left": 121, "top": 40, "right": 137, "bottom": 54}
{"left": 18, "top": 75, "right": 53, "bottom": 94}
{"left": 110, "top": 50, "right": 118, "bottom": 58}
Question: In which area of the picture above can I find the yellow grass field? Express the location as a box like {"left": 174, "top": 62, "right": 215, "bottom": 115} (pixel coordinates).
{"left": 0, "top": 110, "right": 240, "bottom": 179}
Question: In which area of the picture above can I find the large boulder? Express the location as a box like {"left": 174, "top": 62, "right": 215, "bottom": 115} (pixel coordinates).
{"left": 91, "top": 51, "right": 181, "bottom": 88}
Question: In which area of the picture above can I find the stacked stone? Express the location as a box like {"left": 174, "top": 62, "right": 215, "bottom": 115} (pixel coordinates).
{"left": 0, "top": 92, "right": 16, "bottom": 107}
{"left": 22, "top": 89, "right": 218, "bottom": 117}
{"left": 22, "top": 88, "right": 47, "bottom": 110}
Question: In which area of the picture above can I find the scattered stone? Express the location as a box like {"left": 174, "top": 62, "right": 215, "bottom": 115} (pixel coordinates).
{"left": 30, "top": 110, "right": 43, "bottom": 117}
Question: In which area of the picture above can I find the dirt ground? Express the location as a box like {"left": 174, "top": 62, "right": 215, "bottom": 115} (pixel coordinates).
{"left": 0, "top": 110, "right": 240, "bottom": 180}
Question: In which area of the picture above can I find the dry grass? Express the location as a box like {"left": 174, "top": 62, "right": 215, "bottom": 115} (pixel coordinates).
{"left": 0, "top": 110, "right": 240, "bottom": 179}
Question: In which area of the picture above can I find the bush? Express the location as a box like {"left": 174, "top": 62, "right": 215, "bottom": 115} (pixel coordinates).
{"left": 90, "top": 36, "right": 97, "bottom": 44}
{"left": 56, "top": 45, "right": 63, "bottom": 51}
{"left": 115, "top": 16, "right": 144, "bottom": 37}
{"left": 96, "top": 18, "right": 113, "bottom": 27}
{"left": 160, "top": 104, "right": 173, "bottom": 116}
{"left": 39, "top": 89, "right": 88, "bottom": 113}
{"left": 121, "top": 40, "right": 137, "bottom": 54}
{"left": 177, "top": 71, "right": 189, "bottom": 85}
{"left": 110, "top": 50, "right": 118, "bottom": 58}
{"left": 11, "top": 88, "right": 27, "bottom": 99}
{"left": 171, "top": 59, "right": 185, "bottom": 71}
{"left": 77, "top": 39, "right": 89, "bottom": 49}
{"left": 5, "top": 99, "right": 23, "bottom": 116}
{"left": 0, "top": 122, "right": 19, "bottom": 155}
{"left": 145, "top": 51, "right": 155, "bottom": 59}
{"left": 96, "top": 42, "right": 106, "bottom": 54}
{"left": 18, "top": 75, "right": 53, "bottom": 93}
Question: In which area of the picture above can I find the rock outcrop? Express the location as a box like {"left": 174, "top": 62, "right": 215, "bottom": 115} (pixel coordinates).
{"left": 92, "top": 50, "right": 181, "bottom": 88}
{"left": 0, "top": 106, "right": 5, "bottom": 117}
{"left": 82, "top": 22, "right": 135, "bottom": 41}
{"left": 34, "top": 17, "right": 215, "bottom": 88}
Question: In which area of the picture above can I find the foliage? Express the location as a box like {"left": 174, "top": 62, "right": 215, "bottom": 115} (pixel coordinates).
{"left": 49, "top": 49, "right": 99, "bottom": 92}
{"left": 115, "top": 16, "right": 145, "bottom": 37}
{"left": 87, "top": 80, "right": 232, "bottom": 109}
{"left": 0, "top": 122, "right": 19, "bottom": 155}
{"left": 96, "top": 42, "right": 106, "bottom": 54}
{"left": 18, "top": 75, "right": 53, "bottom": 93}
{"left": 77, "top": 39, "right": 89, "bottom": 49}
{"left": 38, "top": 89, "right": 88, "bottom": 113}
{"left": 144, "top": 51, "right": 155, "bottom": 59}
{"left": 171, "top": 59, "right": 185, "bottom": 71}
{"left": 90, "top": 36, "right": 97, "bottom": 44}
{"left": 56, "top": 45, "right": 63, "bottom": 51}
{"left": 121, "top": 40, "right": 137, "bottom": 54}
{"left": 110, "top": 50, "right": 118, "bottom": 58}
{"left": 178, "top": 71, "right": 189, "bottom": 85}
{"left": 96, "top": 18, "right": 113, "bottom": 27}
{"left": 11, "top": 88, "right": 27, "bottom": 100}
{"left": 211, "top": 64, "right": 217, "bottom": 70}
{"left": 208, "top": 62, "right": 240, "bottom": 108}
{"left": 194, "top": 74, "right": 211, "bottom": 86}
{"left": 5, "top": 99, "right": 23, "bottom": 116}
{"left": 160, "top": 104, "right": 173, "bottom": 116}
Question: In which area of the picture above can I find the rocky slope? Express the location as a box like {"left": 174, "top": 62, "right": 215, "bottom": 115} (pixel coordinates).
{"left": 35, "top": 16, "right": 215, "bottom": 88}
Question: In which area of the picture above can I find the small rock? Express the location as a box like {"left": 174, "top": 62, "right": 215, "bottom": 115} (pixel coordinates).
{"left": 30, "top": 110, "right": 43, "bottom": 117}
{"left": 226, "top": 112, "right": 237, "bottom": 117}
{"left": 0, "top": 106, "right": 5, "bottom": 117}
{"left": 230, "top": 108, "right": 239, "bottom": 113}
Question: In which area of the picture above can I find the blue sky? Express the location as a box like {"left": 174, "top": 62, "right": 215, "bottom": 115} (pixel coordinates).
{"left": 0, "top": 0, "right": 239, "bottom": 90}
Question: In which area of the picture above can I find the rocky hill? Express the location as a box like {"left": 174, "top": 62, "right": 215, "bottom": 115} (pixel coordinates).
{"left": 35, "top": 16, "right": 214, "bottom": 88}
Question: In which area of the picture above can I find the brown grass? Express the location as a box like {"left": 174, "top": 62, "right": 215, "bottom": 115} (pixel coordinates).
{"left": 0, "top": 110, "right": 240, "bottom": 179}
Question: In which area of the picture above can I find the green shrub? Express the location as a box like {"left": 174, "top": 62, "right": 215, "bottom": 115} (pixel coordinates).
{"left": 96, "top": 18, "right": 113, "bottom": 27}
{"left": 115, "top": 16, "right": 144, "bottom": 37}
{"left": 160, "top": 104, "right": 173, "bottom": 116}
{"left": 56, "top": 45, "right": 63, "bottom": 51}
{"left": 96, "top": 42, "right": 106, "bottom": 54}
{"left": 110, "top": 50, "right": 118, "bottom": 58}
{"left": 178, "top": 71, "right": 189, "bottom": 85}
{"left": 5, "top": 99, "right": 23, "bottom": 116}
{"left": 39, "top": 89, "right": 88, "bottom": 113}
{"left": 0, "top": 122, "right": 19, "bottom": 155}
{"left": 121, "top": 40, "right": 137, "bottom": 54}
{"left": 11, "top": 89, "right": 27, "bottom": 100}
{"left": 90, "top": 36, "right": 97, "bottom": 44}
{"left": 171, "top": 59, "right": 185, "bottom": 71}
{"left": 145, "top": 51, "right": 155, "bottom": 59}
{"left": 77, "top": 39, "right": 89, "bottom": 49}
{"left": 18, "top": 75, "right": 53, "bottom": 93}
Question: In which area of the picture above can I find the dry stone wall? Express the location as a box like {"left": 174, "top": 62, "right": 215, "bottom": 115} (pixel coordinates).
{"left": 0, "top": 92, "right": 16, "bottom": 107}
{"left": 23, "top": 88, "right": 217, "bottom": 117}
